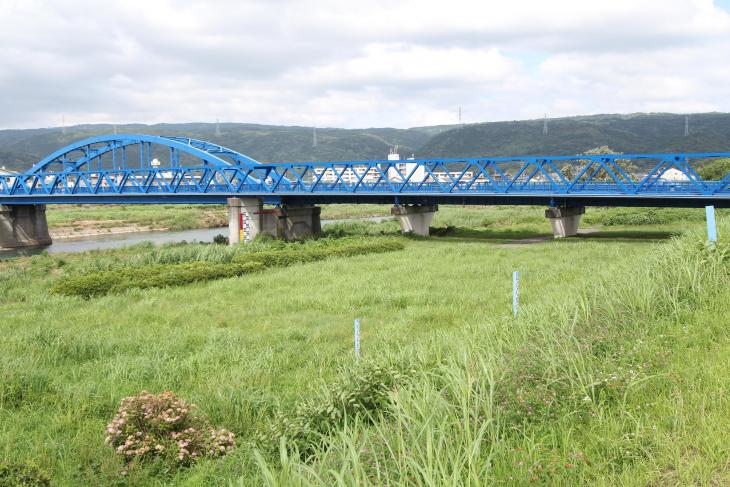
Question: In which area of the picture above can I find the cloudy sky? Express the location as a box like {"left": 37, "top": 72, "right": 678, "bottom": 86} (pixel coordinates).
{"left": 2, "top": 0, "right": 730, "bottom": 129}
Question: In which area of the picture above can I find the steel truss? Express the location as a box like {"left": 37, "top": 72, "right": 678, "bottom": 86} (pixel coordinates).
{"left": 1, "top": 135, "right": 729, "bottom": 207}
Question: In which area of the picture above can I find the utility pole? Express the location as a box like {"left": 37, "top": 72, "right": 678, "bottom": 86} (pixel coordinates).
{"left": 684, "top": 115, "right": 689, "bottom": 137}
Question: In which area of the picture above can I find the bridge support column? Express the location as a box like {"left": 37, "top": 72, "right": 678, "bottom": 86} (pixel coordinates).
{"left": 227, "top": 197, "right": 263, "bottom": 245}
{"left": 391, "top": 204, "right": 437, "bottom": 237}
{"left": 273, "top": 205, "right": 321, "bottom": 240}
{"left": 0, "top": 205, "right": 52, "bottom": 249}
{"left": 545, "top": 206, "right": 585, "bottom": 238}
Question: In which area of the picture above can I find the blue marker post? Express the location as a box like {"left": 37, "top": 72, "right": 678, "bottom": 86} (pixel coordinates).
{"left": 706, "top": 205, "right": 717, "bottom": 245}
{"left": 512, "top": 271, "right": 519, "bottom": 319}
{"left": 354, "top": 318, "right": 361, "bottom": 360}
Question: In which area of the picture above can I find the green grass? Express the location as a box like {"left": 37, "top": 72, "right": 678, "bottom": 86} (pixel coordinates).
{"left": 51, "top": 237, "right": 405, "bottom": 297}
{"left": 0, "top": 208, "right": 727, "bottom": 485}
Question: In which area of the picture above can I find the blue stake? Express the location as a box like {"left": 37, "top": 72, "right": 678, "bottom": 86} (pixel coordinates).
{"left": 512, "top": 271, "right": 519, "bottom": 318}
{"left": 706, "top": 205, "right": 717, "bottom": 244}
{"left": 354, "top": 319, "right": 361, "bottom": 360}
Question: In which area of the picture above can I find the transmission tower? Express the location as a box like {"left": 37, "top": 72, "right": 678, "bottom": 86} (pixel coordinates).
{"left": 543, "top": 114, "right": 548, "bottom": 136}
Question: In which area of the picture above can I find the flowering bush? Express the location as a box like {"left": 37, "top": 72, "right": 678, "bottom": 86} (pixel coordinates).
{"left": 105, "top": 391, "right": 235, "bottom": 467}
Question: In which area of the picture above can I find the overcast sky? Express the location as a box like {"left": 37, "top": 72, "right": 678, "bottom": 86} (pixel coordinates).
{"left": 2, "top": 0, "right": 730, "bottom": 129}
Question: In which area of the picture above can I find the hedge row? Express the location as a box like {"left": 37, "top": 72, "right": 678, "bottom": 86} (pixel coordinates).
{"left": 233, "top": 237, "right": 404, "bottom": 267}
{"left": 52, "top": 237, "right": 404, "bottom": 298}
{"left": 51, "top": 261, "right": 264, "bottom": 298}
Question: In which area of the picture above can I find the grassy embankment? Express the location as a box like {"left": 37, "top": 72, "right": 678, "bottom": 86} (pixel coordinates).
{"left": 0, "top": 207, "right": 728, "bottom": 485}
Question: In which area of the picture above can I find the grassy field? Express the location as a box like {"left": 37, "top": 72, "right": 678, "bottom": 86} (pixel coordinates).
{"left": 0, "top": 207, "right": 728, "bottom": 485}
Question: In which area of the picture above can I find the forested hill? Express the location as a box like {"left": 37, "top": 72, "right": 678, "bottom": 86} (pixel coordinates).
{"left": 1, "top": 113, "right": 730, "bottom": 172}
{"left": 0, "top": 123, "right": 445, "bottom": 172}
{"left": 418, "top": 113, "right": 730, "bottom": 158}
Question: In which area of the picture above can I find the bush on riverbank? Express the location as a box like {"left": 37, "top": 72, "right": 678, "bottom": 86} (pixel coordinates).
{"left": 106, "top": 391, "right": 235, "bottom": 469}
{"left": 52, "top": 237, "right": 405, "bottom": 298}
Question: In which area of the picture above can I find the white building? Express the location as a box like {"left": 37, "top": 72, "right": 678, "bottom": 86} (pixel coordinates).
{"left": 660, "top": 168, "right": 689, "bottom": 182}
{"left": 312, "top": 148, "right": 474, "bottom": 186}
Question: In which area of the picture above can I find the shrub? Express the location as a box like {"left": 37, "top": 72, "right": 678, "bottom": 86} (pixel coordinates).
{"left": 0, "top": 460, "right": 50, "bottom": 487}
{"left": 212, "top": 234, "right": 229, "bottom": 245}
{"left": 698, "top": 157, "right": 730, "bottom": 181}
{"left": 601, "top": 210, "right": 669, "bottom": 226}
{"left": 105, "top": 391, "right": 235, "bottom": 468}
{"left": 259, "top": 362, "right": 411, "bottom": 458}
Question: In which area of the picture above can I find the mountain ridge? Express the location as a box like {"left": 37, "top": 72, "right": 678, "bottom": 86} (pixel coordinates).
{"left": 1, "top": 112, "right": 729, "bottom": 172}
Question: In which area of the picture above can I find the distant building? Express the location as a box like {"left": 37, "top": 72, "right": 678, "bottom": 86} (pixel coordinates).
{"left": 660, "top": 168, "right": 689, "bottom": 182}
{"left": 312, "top": 148, "right": 472, "bottom": 186}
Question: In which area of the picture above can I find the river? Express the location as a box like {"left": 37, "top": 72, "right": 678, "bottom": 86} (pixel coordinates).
{"left": 0, "top": 216, "right": 391, "bottom": 259}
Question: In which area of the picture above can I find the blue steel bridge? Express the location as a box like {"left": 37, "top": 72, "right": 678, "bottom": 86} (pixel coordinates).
{"left": 1, "top": 134, "right": 729, "bottom": 208}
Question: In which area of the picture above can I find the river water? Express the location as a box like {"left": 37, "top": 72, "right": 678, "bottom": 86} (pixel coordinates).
{"left": 0, "top": 217, "right": 391, "bottom": 259}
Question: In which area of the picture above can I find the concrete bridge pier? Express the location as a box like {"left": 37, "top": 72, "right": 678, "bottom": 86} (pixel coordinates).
{"left": 0, "top": 204, "right": 52, "bottom": 249}
{"left": 545, "top": 206, "right": 585, "bottom": 238}
{"left": 273, "top": 205, "right": 321, "bottom": 241}
{"left": 228, "top": 197, "right": 264, "bottom": 244}
{"left": 227, "top": 198, "right": 321, "bottom": 244}
{"left": 391, "top": 204, "right": 438, "bottom": 237}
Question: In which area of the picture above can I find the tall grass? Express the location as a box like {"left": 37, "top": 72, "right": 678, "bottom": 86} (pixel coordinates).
{"left": 251, "top": 223, "right": 730, "bottom": 485}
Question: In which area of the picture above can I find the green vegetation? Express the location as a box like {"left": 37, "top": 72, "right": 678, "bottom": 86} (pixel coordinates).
{"left": 418, "top": 112, "right": 730, "bottom": 158}
{"left": 52, "top": 237, "right": 405, "bottom": 297}
{"left": 0, "top": 207, "right": 728, "bottom": 485}
{"left": 0, "top": 460, "right": 50, "bottom": 486}
{"left": 699, "top": 157, "right": 730, "bottom": 180}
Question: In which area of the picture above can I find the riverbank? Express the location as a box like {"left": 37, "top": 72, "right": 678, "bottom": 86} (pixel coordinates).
{"left": 45, "top": 204, "right": 720, "bottom": 240}
{"left": 0, "top": 214, "right": 727, "bottom": 485}
{"left": 45, "top": 204, "right": 392, "bottom": 239}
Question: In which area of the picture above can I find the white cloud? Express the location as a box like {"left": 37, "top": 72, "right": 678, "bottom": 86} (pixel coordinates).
{"left": 0, "top": 0, "right": 729, "bottom": 128}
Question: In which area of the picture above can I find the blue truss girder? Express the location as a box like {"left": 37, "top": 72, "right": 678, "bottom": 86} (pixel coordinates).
{"left": 1, "top": 135, "right": 729, "bottom": 207}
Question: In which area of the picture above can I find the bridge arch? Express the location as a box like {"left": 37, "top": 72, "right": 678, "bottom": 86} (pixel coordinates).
{"left": 28, "top": 134, "right": 261, "bottom": 174}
